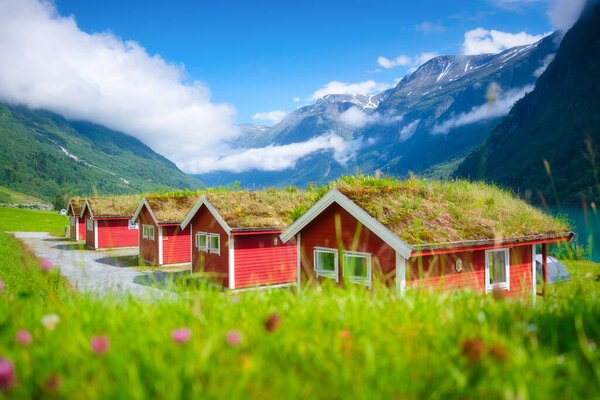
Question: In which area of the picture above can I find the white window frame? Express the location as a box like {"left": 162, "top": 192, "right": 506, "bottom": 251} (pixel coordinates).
{"left": 195, "top": 232, "right": 208, "bottom": 252}
{"left": 485, "top": 248, "right": 510, "bottom": 293}
{"left": 313, "top": 247, "right": 339, "bottom": 281}
{"left": 86, "top": 218, "right": 93, "bottom": 231}
{"left": 128, "top": 220, "right": 139, "bottom": 230}
{"left": 142, "top": 224, "right": 155, "bottom": 241}
{"left": 208, "top": 233, "right": 220, "bottom": 255}
{"left": 342, "top": 250, "right": 372, "bottom": 288}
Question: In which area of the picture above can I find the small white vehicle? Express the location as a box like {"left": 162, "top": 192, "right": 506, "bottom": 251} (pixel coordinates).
{"left": 59, "top": 209, "right": 67, "bottom": 215}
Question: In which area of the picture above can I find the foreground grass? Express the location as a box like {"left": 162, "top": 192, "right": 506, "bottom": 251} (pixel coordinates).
{"left": 0, "top": 207, "right": 67, "bottom": 235}
{"left": 0, "top": 231, "right": 599, "bottom": 399}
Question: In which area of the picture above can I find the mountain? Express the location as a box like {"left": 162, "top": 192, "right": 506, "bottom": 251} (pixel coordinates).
{"left": 455, "top": 1, "right": 600, "bottom": 206}
{"left": 197, "top": 34, "right": 560, "bottom": 188}
{"left": 0, "top": 102, "right": 203, "bottom": 201}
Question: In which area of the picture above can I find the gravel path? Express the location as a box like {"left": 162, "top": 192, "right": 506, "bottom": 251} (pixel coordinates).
{"left": 11, "top": 232, "right": 188, "bottom": 297}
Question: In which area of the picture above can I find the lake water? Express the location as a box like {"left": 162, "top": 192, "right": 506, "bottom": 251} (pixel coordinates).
{"left": 549, "top": 207, "right": 600, "bottom": 262}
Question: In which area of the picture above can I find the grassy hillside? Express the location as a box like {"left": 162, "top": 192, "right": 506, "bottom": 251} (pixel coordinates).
{"left": 455, "top": 3, "right": 600, "bottom": 206}
{"left": 0, "top": 208, "right": 67, "bottom": 235}
{"left": 0, "top": 102, "right": 203, "bottom": 201}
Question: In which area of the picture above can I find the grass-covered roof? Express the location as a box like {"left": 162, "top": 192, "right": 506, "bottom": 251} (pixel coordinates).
{"left": 86, "top": 196, "right": 141, "bottom": 218}
{"left": 300, "top": 175, "right": 571, "bottom": 247}
{"left": 145, "top": 196, "right": 199, "bottom": 224}
{"left": 203, "top": 189, "right": 313, "bottom": 229}
{"left": 68, "top": 198, "right": 85, "bottom": 216}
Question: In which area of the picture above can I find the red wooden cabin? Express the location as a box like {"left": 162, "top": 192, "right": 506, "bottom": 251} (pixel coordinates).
{"left": 280, "top": 187, "right": 573, "bottom": 297}
{"left": 180, "top": 191, "right": 311, "bottom": 290}
{"left": 81, "top": 197, "right": 140, "bottom": 250}
{"left": 131, "top": 196, "right": 197, "bottom": 266}
{"left": 67, "top": 198, "right": 86, "bottom": 241}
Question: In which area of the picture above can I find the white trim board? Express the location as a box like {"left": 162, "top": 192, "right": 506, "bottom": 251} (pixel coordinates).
{"left": 228, "top": 234, "right": 235, "bottom": 289}
{"left": 280, "top": 188, "right": 412, "bottom": 259}
{"left": 131, "top": 198, "right": 161, "bottom": 227}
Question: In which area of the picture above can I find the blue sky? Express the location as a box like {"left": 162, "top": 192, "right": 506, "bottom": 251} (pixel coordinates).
{"left": 53, "top": 0, "right": 555, "bottom": 124}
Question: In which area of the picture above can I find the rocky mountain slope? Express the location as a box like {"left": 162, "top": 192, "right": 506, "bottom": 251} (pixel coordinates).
{"left": 455, "top": 1, "right": 600, "bottom": 206}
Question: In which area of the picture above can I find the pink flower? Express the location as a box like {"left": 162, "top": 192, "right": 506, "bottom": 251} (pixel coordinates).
{"left": 90, "top": 335, "right": 110, "bottom": 354}
{"left": 0, "top": 279, "right": 4, "bottom": 291}
{"left": 226, "top": 330, "right": 242, "bottom": 347}
{"left": 16, "top": 330, "right": 32, "bottom": 345}
{"left": 0, "top": 357, "right": 15, "bottom": 392}
{"left": 40, "top": 259, "right": 53, "bottom": 271}
{"left": 171, "top": 328, "right": 191, "bottom": 344}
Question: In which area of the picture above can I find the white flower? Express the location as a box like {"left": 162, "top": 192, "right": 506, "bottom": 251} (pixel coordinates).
{"left": 41, "top": 314, "right": 60, "bottom": 331}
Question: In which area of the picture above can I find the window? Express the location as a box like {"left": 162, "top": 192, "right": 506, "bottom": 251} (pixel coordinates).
{"left": 195, "top": 232, "right": 208, "bottom": 252}
{"left": 128, "top": 220, "right": 139, "bottom": 230}
{"left": 314, "top": 247, "right": 339, "bottom": 281}
{"left": 485, "top": 248, "right": 510, "bottom": 292}
{"left": 342, "top": 251, "right": 372, "bottom": 288}
{"left": 70, "top": 216, "right": 75, "bottom": 226}
{"left": 142, "top": 225, "right": 155, "bottom": 241}
{"left": 209, "top": 234, "right": 220, "bottom": 255}
{"left": 86, "top": 219, "right": 93, "bottom": 231}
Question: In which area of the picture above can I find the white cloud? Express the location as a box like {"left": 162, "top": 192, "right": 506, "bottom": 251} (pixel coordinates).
{"left": 185, "top": 134, "right": 361, "bottom": 173}
{"left": 533, "top": 54, "right": 555, "bottom": 77}
{"left": 339, "top": 107, "right": 371, "bottom": 129}
{"left": 310, "top": 80, "right": 392, "bottom": 100}
{"left": 293, "top": 97, "right": 301, "bottom": 102}
{"left": 377, "top": 52, "right": 439, "bottom": 70}
{"left": 547, "top": 0, "right": 587, "bottom": 32}
{"left": 415, "top": 21, "right": 447, "bottom": 34}
{"left": 431, "top": 84, "right": 534, "bottom": 134}
{"left": 399, "top": 120, "right": 420, "bottom": 142}
{"left": 461, "top": 28, "right": 551, "bottom": 55}
{"left": 338, "top": 107, "right": 404, "bottom": 129}
{"left": 0, "top": 0, "right": 240, "bottom": 173}
{"left": 251, "top": 110, "right": 289, "bottom": 125}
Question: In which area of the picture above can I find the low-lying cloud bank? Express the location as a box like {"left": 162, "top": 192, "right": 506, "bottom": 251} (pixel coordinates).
{"left": 185, "top": 134, "right": 368, "bottom": 174}
{"left": 431, "top": 84, "right": 534, "bottom": 134}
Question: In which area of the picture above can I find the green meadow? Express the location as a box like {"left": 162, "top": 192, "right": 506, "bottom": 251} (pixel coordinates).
{"left": 0, "top": 207, "right": 599, "bottom": 399}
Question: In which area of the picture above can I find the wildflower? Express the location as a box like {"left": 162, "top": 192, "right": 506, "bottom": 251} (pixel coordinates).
{"left": 492, "top": 285, "right": 506, "bottom": 300}
{"left": 226, "top": 330, "right": 241, "bottom": 347}
{"left": 171, "top": 328, "right": 191, "bottom": 344}
{"left": 40, "top": 259, "right": 53, "bottom": 271}
{"left": 461, "top": 338, "right": 485, "bottom": 363}
{"left": 0, "top": 279, "right": 4, "bottom": 291}
{"left": 240, "top": 353, "right": 253, "bottom": 370}
{"left": 42, "top": 373, "right": 63, "bottom": 393}
{"left": 16, "top": 330, "right": 32, "bottom": 345}
{"left": 0, "top": 357, "right": 15, "bottom": 392}
{"left": 41, "top": 314, "right": 59, "bottom": 331}
{"left": 263, "top": 313, "right": 281, "bottom": 332}
{"left": 488, "top": 343, "right": 509, "bottom": 362}
{"left": 90, "top": 335, "right": 110, "bottom": 354}
{"left": 588, "top": 340, "right": 597, "bottom": 352}
{"left": 339, "top": 329, "right": 351, "bottom": 340}
{"left": 339, "top": 329, "right": 352, "bottom": 355}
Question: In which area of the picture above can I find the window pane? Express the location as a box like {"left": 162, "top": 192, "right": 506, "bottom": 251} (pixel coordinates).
{"left": 317, "top": 251, "right": 335, "bottom": 271}
{"left": 197, "top": 234, "right": 206, "bottom": 247}
{"left": 210, "top": 235, "right": 219, "bottom": 248}
{"left": 489, "top": 251, "right": 507, "bottom": 284}
{"left": 347, "top": 256, "right": 367, "bottom": 278}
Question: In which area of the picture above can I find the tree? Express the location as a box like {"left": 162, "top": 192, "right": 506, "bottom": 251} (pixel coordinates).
{"left": 52, "top": 188, "right": 70, "bottom": 211}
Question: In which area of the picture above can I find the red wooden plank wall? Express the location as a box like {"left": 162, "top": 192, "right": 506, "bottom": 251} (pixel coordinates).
{"left": 410, "top": 245, "right": 533, "bottom": 296}
{"left": 83, "top": 209, "right": 95, "bottom": 248}
{"left": 97, "top": 219, "right": 139, "bottom": 248}
{"left": 139, "top": 207, "right": 159, "bottom": 264}
{"left": 299, "top": 203, "right": 396, "bottom": 285}
{"left": 69, "top": 217, "right": 77, "bottom": 240}
{"left": 162, "top": 225, "right": 191, "bottom": 265}
{"left": 189, "top": 205, "right": 229, "bottom": 287}
{"left": 234, "top": 233, "right": 296, "bottom": 288}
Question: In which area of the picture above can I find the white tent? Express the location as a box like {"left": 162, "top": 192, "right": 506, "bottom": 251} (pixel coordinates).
{"left": 535, "top": 255, "right": 571, "bottom": 284}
